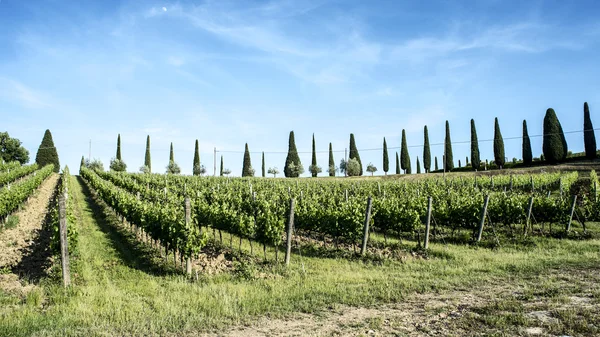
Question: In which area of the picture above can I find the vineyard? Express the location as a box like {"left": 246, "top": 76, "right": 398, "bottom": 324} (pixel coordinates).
{"left": 79, "top": 166, "right": 599, "bottom": 270}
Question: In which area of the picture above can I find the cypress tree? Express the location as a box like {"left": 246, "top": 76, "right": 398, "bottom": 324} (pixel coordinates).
{"left": 311, "top": 134, "right": 317, "bottom": 177}
{"left": 35, "top": 129, "right": 60, "bottom": 172}
{"left": 470, "top": 119, "right": 480, "bottom": 170}
{"left": 349, "top": 133, "right": 362, "bottom": 175}
{"left": 466, "top": 156, "right": 469, "bottom": 166}
{"left": 416, "top": 157, "right": 421, "bottom": 174}
{"left": 383, "top": 137, "right": 389, "bottom": 175}
{"left": 458, "top": 160, "right": 462, "bottom": 168}
{"left": 400, "top": 129, "right": 410, "bottom": 174}
{"left": 328, "top": 143, "right": 335, "bottom": 177}
{"left": 284, "top": 131, "right": 302, "bottom": 177}
{"left": 543, "top": 108, "right": 568, "bottom": 163}
{"left": 395, "top": 152, "right": 400, "bottom": 174}
{"left": 423, "top": 126, "right": 431, "bottom": 173}
{"left": 169, "top": 143, "right": 174, "bottom": 162}
{"left": 262, "top": 152, "right": 266, "bottom": 177}
{"left": 242, "top": 143, "right": 253, "bottom": 177}
{"left": 80, "top": 156, "right": 85, "bottom": 168}
{"left": 144, "top": 135, "right": 151, "bottom": 173}
{"left": 494, "top": 117, "right": 505, "bottom": 168}
{"left": 220, "top": 155, "right": 224, "bottom": 176}
{"left": 522, "top": 120, "right": 533, "bottom": 165}
{"left": 584, "top": 102, "right": 597, "bottom": 159}
{"left": 444, "top": 121, "right": 454, "bottom": 171}
{"left": 435, "top": 156, "right": 439, "bottom": 171}
{"left": 116, "top": 134, "right": 122, "bottom": 161}
{"left": 193, "top": 139, "right": 200, "bottom": 176}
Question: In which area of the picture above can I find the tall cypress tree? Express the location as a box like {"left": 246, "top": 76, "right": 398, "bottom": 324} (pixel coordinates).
{"left": 423, "top": 126, "right": 431, "bottom": 173}
{"left": 193, "top": 139, "right": 200, "bottom": 176}
{"left": 444, "top": 121, "right": 454, "bottom": 171}
{"left": 349, "top": 133, "right": 362, "bottom": 175}
{"left": 144, "top": 135, "right": 151, "bottom": 173}
{"left": 400, "top": 129, "right": 410, "bottom": 174}
{"left": 80, "top": 156, "right": 85, "bottom": 168}
{"left": 395, "top": 152, "right": 400, "bottom": 174}
{"left": 543, "top": 108, "right": 568, "bottom": 163}
{"left": 383, "top": 137, "right": 389, "bottom": 175}
{"left": 35, "top": 129, "right": 60, "bottom": 172}
{"left": 311, "top": 134, "right": 317, "bottom": 177}
{"left": 242, "top": 143, "right": 253, "bottom": 177}
{"left": 416, "top": 157, "right": 421, "bottom": 174}
{"left": 116, "top": 134, "right": 122, "bottom": 161}
{"left": 435, "top": 156, "right": 439, "bottom": 171}
{"left": 470, "top": 119, "right": 480, "bottom": 170}
{"left": 328, "top": 143, "right": 335, "bottom": 177}
{"left": 262, "top": 152, "right": 265, "bottom": 177}
{"left": 220, "top": 155, "right": 224, "bottom": 176}
{"left": 522, "top": 120, "right": 533, "bottom": 165}
{"left": 466, "top": 156, "right": 469, "bottom": 166}
{"left": 169, "top": 143, "right": 174, "bottom": 162}
{"left": 284, "top": 131, "right": 302, "bottom": 177}
{"left": 584, "top": 102, "right": 597, "bottom": 159}
{"left": 494, "top": 117, "right": 505, "bottom": 168}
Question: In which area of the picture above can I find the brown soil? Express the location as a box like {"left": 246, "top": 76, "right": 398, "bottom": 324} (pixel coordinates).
{"left": 0, "top": 173, "right": 59, "bottom": 295}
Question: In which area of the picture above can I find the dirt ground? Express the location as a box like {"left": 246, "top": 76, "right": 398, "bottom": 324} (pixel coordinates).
{"left": 0, "top": 174, "right": 59, "bottom": 295}
{"left": 213, "top": 267, "right": 599, "bottom": 337}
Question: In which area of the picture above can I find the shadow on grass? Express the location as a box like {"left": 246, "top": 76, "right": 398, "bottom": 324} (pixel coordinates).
{"left": 76, "top": 176, "right": 179, "bottom": 277}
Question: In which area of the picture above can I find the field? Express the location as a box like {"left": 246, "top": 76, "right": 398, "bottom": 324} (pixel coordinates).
{"left": 0, "top": 164, "right": 599, "bottom": 336}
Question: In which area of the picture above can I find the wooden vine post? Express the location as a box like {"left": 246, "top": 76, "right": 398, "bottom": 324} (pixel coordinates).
{"left": 59, "top": 193, "right": 71, "bottom": 287}
{"left": 476, "top": 195, "right": 490, "bottom": 242}
{"left": 285, "top": 198, "right": 295, "bottom": 266}
{"left": 424, "top": 197, "right": 433, "bottom": 249}
{"left": 360, "top": 196, "right": 373, "bottom": 255}
{"left": 524, "top": 196, "right": 534, "bottom": 236}
{"left": 185, "top": 197, "right": 192, "bottom": 276}
{"left": 566, "top": 195, "right": 577, "bottom": 233}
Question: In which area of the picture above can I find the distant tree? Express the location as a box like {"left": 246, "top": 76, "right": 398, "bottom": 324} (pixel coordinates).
{"left": 110, "top": 158, "right": 127, "bottom": 172}
{"left": 543, "top": 108, "right": 568, "bottom": 163}
{"left": 470, "top": 120, "right": 480, "bottom": 171}
{"left": 284, "top": 131, "right": 302, "bottom": 178}
{"left": 193, "top": 140, "right": 201, "bottom": 176}
{"left": 423, "top": 126, "right": 431, "bottom": 173}
{"left": 346, "top": 158, "right": 361, "bottom": 176}
{"left": 220, "top": 155, "right": 224, "bottom": 176}
{"left": 287, "top": 162, "right": 304, "bottom": 177}
{"left": 444, "top": 121, "right": 454, "bottom": 172}
{"left": 366, "top": 163, "right": 377, "bottom": 176}
{"left": 86, "top": 158, "right": 104, "bottom": 171}
{"left": 494, "top": 117, "right": 505, "bottom": 168}
{"left": 80, "top": 156, "right": 85, "bottom": 168}
{"left": 400, "top": 129, "right": 410, "bottom": 174}
{"left": 310, "top": 134, "right": 318, "bottom": 177}
{"left": 465, "top": 156, "right": 469, "bottom": 167}
{"left": 458, "top": 159, "right": 461, "bottom": 168}
{"left": 435, "top": 156, "right": 439, "bottom": 171}
{"left": 116, "top": 134, "right": 123, "bottom": 161}
{"left": 349, "top": 133, "right": 362, "bottom": 175}
{"left": 416, "top": 157, "right": 421, "bottom": 174}
{"left": 35, "top": 129, "right": 59, "bottom": 172}
{"left": 144, "top": 135, "right": 151, "bottom": 173}
{"left": 139, "top": 165, "right": 150, "bottom": 174}
{"left": 268, "top": 167, "right": 280, "bottom": 178}
{"left": 339, "top": 159, "right": 347, "bottom": 175}
{"left": 242, "top": 143, "right": 253, "bottom": 177}
{"left": 328, "top": 143, "right": 335, "bottom": 177}
{"left": 166, "top": 143, "right": 180, "bottom": 174}
{"left": 395, "top": 152, "right": 400, "bottom": 174}
{"left": 262, "top": 152, "right": 266, "bottom": 177}
{"left": 584, "top": 102, "right": 597, "bottom": 159}
{"left": 0, "top": 132, "right": 29, "bottom": 165}
{"left": 522, "top": 120, "right": 533, "bottom": 166}
{"left": 382, "top": 137, "right": 389, "bottom": 175}
{"left": 222, "top": 168, "right": 231, "bottom": 177}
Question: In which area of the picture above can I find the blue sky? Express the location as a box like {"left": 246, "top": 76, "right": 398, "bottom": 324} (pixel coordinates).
{"left": 1, "top": 0, "right": 599, "bottom": 176}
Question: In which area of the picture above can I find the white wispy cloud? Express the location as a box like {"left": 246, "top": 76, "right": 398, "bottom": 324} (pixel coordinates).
{"left": 0, "top": 78, "right": 54, "bottom": 109}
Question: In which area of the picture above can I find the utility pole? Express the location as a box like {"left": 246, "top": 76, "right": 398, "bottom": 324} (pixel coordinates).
{"left": 344, "top": 148, "right": 347, "bottom": 177}
{"left": 88, "top": 139, "right": 91, "bottom": 162}
{"left": 213, "top": 147, "right": 216, "bottom": 176}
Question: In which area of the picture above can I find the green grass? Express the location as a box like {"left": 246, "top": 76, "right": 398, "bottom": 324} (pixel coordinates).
{"left": 0, "top": 176, "right": 599, "bottom": 336}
